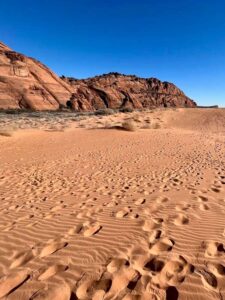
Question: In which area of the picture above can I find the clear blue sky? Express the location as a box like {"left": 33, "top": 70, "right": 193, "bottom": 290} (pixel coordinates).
{"left": 0, "top": 0, "right": 225, "bottom": 106}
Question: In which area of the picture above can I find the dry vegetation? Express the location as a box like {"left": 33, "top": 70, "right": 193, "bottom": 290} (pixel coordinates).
{"left": 0, "top": 130, "right": 13, "bottom": 137}
{"left": 121, "top": 120, "right": 137, "bottom": 131}
{"left": 0, "top": 109, "right": 164, "bottom": 135}
{"left": 150, "top": 122, "right": 161, "bottom": 129}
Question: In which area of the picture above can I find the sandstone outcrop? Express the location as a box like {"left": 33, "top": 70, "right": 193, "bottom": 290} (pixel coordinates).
{"left": 63, "top": 73, "right": 196, "bottom": 111}
{"left": 0, "top": 42, "right": 72, "bottom": 110}
{"left": 0, "top": 42, "right": 196, "bottom": 110}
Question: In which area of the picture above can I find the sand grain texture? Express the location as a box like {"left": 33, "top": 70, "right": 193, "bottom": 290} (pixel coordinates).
{"left": 0, "top": 108, "right": 225, "bottom": 299}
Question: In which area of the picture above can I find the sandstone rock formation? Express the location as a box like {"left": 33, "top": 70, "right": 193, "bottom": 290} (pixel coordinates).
{"left": 0, "top": 42, "right": 72, "bottom": 110}
{"left": 63, "top": 73, "right": 196, "bottom": 111}
{"left": 0, "top": 41, "right": 196, "bottom": 110}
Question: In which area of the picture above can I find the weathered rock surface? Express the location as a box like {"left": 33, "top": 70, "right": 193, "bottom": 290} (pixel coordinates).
{"left": 0, "top": 42, "right": 72, "bottom": 110}
{"left": 0, "top": 42, "right": 196, "bottom": 110}
{"left": 63, "top": 73, "right": 196, "bottom": 111}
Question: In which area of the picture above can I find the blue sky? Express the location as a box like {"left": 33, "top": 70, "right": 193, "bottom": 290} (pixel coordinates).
{"left": 0, "top": 0, "right": 225, "bottom": 106}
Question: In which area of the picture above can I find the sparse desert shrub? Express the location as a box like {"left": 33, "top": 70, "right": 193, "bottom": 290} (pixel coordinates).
{"left": 103, "top": 121, "right": 112, "bottom": 129}
{"left": 45, "top": 127, "right": 64, "bottom": 132}
{"left": 74, "top": 115, "right": 88, "bottom": 121}
{"left": 119, "top": 107, "right": 134, "bottom": 113}
{"left": 77, "top": 112, "right": 95, "bottom": 117}
{"left": 94, "top": 108, "right": 117, "bottom": 116}
{"left": 4, "top": 109, "right": 24, "bottom": 115}
{"left": 142, "top": 123, "right": 152, "bottom": 129}
{"left": 133, "top": 115, "right": 142, "bottom": 123}
{"left": 26, "top": 112, "right": 41, "bottom": 118}
{"left": 151, "top": 122, "right": 161, "bottom": 129}
{"left": 121, "top": 120, "right": 137, "bottom": 131}
{"left": 0, "top": 130, "right": 12, "bottom": 137}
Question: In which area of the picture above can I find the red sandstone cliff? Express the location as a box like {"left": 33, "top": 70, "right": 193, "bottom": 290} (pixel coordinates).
{"left": 63, "top": 73, "right": 196, "bottom": 111}
{"left": 0, "top": 42, "right": 72, "bottom": 110}
{"left": 0, "top": 42, "right": 196, "bottom": 110}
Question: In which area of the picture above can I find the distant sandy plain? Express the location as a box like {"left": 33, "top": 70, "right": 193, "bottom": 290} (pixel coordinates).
{"left": 0, "top": 108, "right": 225, "bottom": 300}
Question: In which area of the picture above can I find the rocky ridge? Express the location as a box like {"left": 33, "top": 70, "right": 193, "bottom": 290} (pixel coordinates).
{"left": 0, "top": 42, "right": 196, "bottom": 110}
{"left": 62, "top": 72, "right": 196, "bottom": 111}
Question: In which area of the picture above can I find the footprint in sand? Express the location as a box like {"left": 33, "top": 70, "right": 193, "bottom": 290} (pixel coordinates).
{"left": 204, "top": 241, "right": 225, "bottom": 257}
{"left": 116, "top": 207, "right": 131, "bottom": 218}
{"left": 128, "top": 246, "right": 151, "bottom": 274}
{"left": 76, "top": 209, "right": 100, "bottom": 219}
{"left": 142, "top": 218, "right": 164, "bottom": 232}
{"left": 44, "top": 213, "right": 57, "bottom": 219}
{"left": 142, "top": 218, "right": 163, "bottom": 232}
{"left": 129, "top": 212, "right": 139, "bottom": 219}
{"left": 143, "top": 205, "right": 159, "bottom": 215}
{"left": 134, "top": 198, "right": 146, "bottom": 205}
{"left": 105, "top": 246, "right": 194, "bottom": 297}
{"left": 156, "top": 196, "right": 169, "bottom": 204}
{"left": 17, "top": 214, "right": 34, "bottom": 222}
{"left": 79, "top": 266, "right": 140, "bottom": 300}
{"left": 149, "top": 237, "right": 175, "bottom": 255}
{"left": 199, "top": 203, "right": 210, "bottom": 211}
{"left": 197, "top": 195, "right": 209, "bottom": 203}
{"left": 83, "top": 222, "right": 102, "bottom": 237}
{"left": 3, "top": 221, "right": 16, "bottom": 232}
{"left": 75, "top": 255, "right": 141, "bottom": 300}
{"left": 104, "top": 267, "right": 140, "bottom": 300}
{"left": 51, "top": 204, "right": 66, "bottom": 212}
{"left": 0, "top": 269, "right": 29, "bottom": 298}
{"left": 106, "top": 200, "right": 119, "bottom": 208}
{"left": 10, "top": 249, "right": 34, "bottom": 269}
{"left": 67, "top": 221, "right": 102, "bottom": 237}
{"left": 211, "top": 187, "right": 221, "bottom": 193}
{"left": 194, "top": 268, "right": 218, "bottom": 291}
{"left": 26, "top": 221, "right": 39, "bottom": 227}
{"left": 175, "top": 203, "right": 191, "bottom": 211}
{"left": 151, "top": 255, "right": 194, "bottom": 288}
{"left": 39, "top": 240, "right": 68, "bottom": 258}
{"left": 144, "top": 257, "right": 165, "bottom": 273}
{"left": 107, "top": 258, "right": 130, "bottom": 273}
{"left": 122, "top": 291, "right": 163, "bottom": 300}
{"left": 207, "top": 262, "right": 225, "bottom": 277}
{"left": 149, "top": 229, "right": 164, "bottom": 243}
{"left": 76, "top": 211, "right": 88, "bottom": 219}
{"left": 38, "top": 264, "right": 68, "bottom": 280}
{"left": 67, "top": 224, "right": 83, "bottom": 235}
{"left": 8, "top": 204, "right": 19, "bottom": 210}
{"left": 30, "top": 283, "right": 71, "bottom": 300}
{"left": 75, "top": 276, "right": 112, "bottom": 300}
{"left": 173, "top": 213, "right": 189, "bottom": 226}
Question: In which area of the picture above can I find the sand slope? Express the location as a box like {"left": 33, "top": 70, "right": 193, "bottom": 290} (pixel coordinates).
{"left": 0, "top": 108, "right": 225, "bottom": 299}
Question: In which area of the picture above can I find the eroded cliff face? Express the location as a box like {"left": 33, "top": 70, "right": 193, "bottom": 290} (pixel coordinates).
{"left": 0, "top": 42, "right": 196, "bottom": 110}
{"left": 0, "top": 42, "right": 72, "bottom": 110}
{"left": 63, "top": 73, "right": 196, "bottom": 111}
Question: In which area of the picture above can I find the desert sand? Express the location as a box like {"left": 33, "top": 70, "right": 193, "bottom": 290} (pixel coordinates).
{"left": 0, "top": 108, "right": 225, "bottom": 300}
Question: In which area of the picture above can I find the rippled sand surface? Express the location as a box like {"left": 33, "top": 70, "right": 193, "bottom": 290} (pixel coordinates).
{"left": 0, "top": 108, "right": 225, "bottom": 300}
